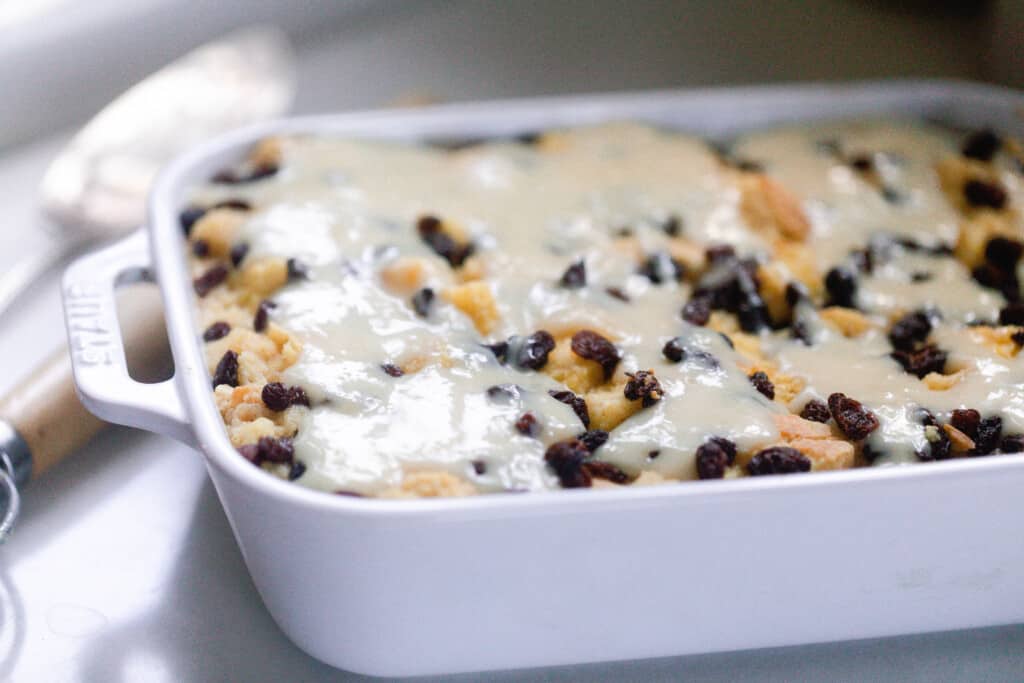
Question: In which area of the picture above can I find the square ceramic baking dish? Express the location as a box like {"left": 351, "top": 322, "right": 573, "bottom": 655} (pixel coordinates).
{"left": 62, "top": 81, "right": 1024, "bottom": 677}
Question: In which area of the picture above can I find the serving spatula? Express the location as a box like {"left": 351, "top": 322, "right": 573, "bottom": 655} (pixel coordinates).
{"left": 0, "top": 26, "right": 296, "bottom": 540}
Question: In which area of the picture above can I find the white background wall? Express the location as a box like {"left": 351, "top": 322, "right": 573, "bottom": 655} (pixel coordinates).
{"left": 0, "top": 0, "right": 1009, "bottom": 149}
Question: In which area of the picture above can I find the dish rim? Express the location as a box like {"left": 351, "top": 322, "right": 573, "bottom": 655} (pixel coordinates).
{"left": 148, "top": 78, "right": 1024, "bottom": 519}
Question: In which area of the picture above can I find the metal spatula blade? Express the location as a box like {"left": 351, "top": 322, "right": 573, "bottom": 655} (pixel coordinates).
{"left": 0, "top": 26, "right": 295, "bottom": 324}
{"left": 41, "top": 25, "right": 295, "bottom": 235}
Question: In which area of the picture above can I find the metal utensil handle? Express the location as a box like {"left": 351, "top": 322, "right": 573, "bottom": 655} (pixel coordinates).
{"left": 0, "top": 451, "right": 20, "bottom": 543}
{"left": 61, "top": 230, "right": 195, "bottom": 446}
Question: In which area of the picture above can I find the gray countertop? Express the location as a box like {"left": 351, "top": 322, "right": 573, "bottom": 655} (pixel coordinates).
{"left": 1, "top": 4, "right": 1023, "bottom": 680}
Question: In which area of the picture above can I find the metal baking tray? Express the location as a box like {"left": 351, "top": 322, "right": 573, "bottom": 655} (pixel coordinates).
{"left": 61, "top": 80, "right": 1024, "bottom": 676}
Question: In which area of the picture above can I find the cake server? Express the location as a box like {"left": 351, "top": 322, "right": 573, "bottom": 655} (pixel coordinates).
{"left": 0, "top": 26, "right": 296, "bottom": 540}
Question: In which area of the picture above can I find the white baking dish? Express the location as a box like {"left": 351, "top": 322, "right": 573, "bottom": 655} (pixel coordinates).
{"left": 61, "top": 81, "right": 1024, "bottom": 677}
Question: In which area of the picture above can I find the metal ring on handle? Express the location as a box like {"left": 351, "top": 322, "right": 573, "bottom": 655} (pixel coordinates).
{"left": 0, "top": 452, "right": 19, "bottom": 543}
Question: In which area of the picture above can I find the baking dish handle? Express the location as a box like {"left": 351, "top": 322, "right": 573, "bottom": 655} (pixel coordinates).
{"left": 62, "top": 229, "right": 195, "bottom": 446}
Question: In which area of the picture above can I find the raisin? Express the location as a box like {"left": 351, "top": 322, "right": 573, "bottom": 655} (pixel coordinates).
{"left": 213, "top": 163, "right": 279, "bottom": 184}
{"left": 785, "top": 282, "right": 809, "bottom": 307}
{"left": 696, "top": 437, "right": 737, "bottom": 479}
{"left": 261, "top": 382, "right": 308, "bottom": 411}
{"left": 514, "top": 331, "right": 556, "bottom": 370}
{"left": 288, "top": 460, "right": 307, "bottom": 481}
{"left": 179, "top": 206, "right": 206, "bottom": 236}
{"left": 431, "top": 234, "right": 468, "bottom": 267}
{"left": 962, "top": 129, "right": 1002, "bottom": 161}
{"left": 917, "top": 424, "right": 952, "bottom": 461}
{"left": 647, "top": 450, "right": 661, "bottom": 460}
{"left": 849, "top": 154, "right": 874, "bottom": 172}
{"left": 582, "top": 461, "right": 629, "bottom": 484}
{"left": 850, "top": 247, "right": 874, "bottom": 275}
{"left": 417, "top": 214, "right": 442, "bottom": 234}
{"left": 964, "top": 179, "right": 1007, "bottom": 210}
{"left": 212, "top": 350, "right": 239, "bottom": 388}
{"left": 549, "top": 389, "right": 590, "bottom": 428}
{"left": 861, "top": 444, "right": 885, "bottom": 462}
{"left": 705, "top": 244, "right": 736, "bottom": 264}
{"left": 605, "top": 286, "right": 630, "bottom": 302}
{"left": 737, "top": 299, "right": 770, "bottom": 332}
{"left": 624, "top": 370, "right": 663, "bottom": 407}
{"left": 411, "top": 287, "right": 434, "bottom": 317}
{"left": 570, "top": 330, "right": 621, "bottom": 379}
{"left": 515, "top": 412, "right": 541, "bottom": 437}
{"left": 471, "top": 459, "right": 487, "bottom": 475}
{"left": 914, "top": 407, "right": 939, "bottom": 426}
{"left": 662, "top": 338, "right": 685, "bottom": 363}
{"left": 708, "top": 436, "right": 737, "bottom": 461}
{"left": 972, "top": 264, "right": 1020, "bottom": 301}
{"left": 381, "top": 363, "right": 404, "bottom": 377}
{"left": 214, "top": 198, "right": 252, "bottom": 212}
{"left": 483, "top": 341, "right": 509, "bottom": 363}
{"left": 193, "top": 264, "right": 228, "bottom": 297}
{"left": 202, "top": 321, "right": 231, "bottom": 342}
{"left": 950, "top": 408, "right": 981, "bottom": 440}
{"left": 237, "top": 444, "right": 261, "bottom": 463}
{"left": 577, "top": 430, "right": 609, "bottom": 453}
{"left": 748, "top": 371, "right": 775, "bottom": 400}
{"left": 289, "top": 386, "right": 310, "bottom": 407}
{"left": 888, "top": 311, "right": 932, "bottom": 351}
{"left": 691, "top": 349, "right": 721, "bottom": 369}
{"left": 891, "top": 344, "right": 947, "bottom": 379}
{"left": 662, "top": 215, "right": 682, "bottom": 237}
{"left": 210, "top": 169, "right": 236, "bottom": 184}
{"left": 693, "top": 261, "right": 746, "bottom": 311}
{"left": 1000, "top": 435, "right": 1024, "bottom": 453}
{"left": 416, "top": 214, "right": 474, "bottom": 267}
{"left": 800, "top": 399, "right": 831, "bottom": 423}
{"left": 906, "top": 239, "right": 953, "bottom": 257}
{"left": 985, "top": 237, "right": 1024, "bottom": 273}
{"left": 971, "top": 416, "right": 1003, "bottom": 455}
{"left": 824, "top": 266, "right": 857, "bottom": 308}
{"left": 257, "top": 436, "right": 294, "bottom": 463}
{"left": 791, "top": 320, "right": 813, "bottom": 346}
{"left": 734, "top": 264, "right": 769, "bottom": 332}
{"left": 828, "top": 392, "right": 879, "bottom": 440}
{"left": 1013, "top": 330, "right": 1024, "bottom": 347}
{"left": 544, "top": 439, "right": 592, "bottom": 488}
{"left": 999, "top": 302, "right": 1024, "bottom": 326}
{"left": 747, "top": 447, "right": 811, "bottom": 475}
{"left": 229, "top": 242, "right": 250, "bottom": 267}
{"left": 881, "top": 186, "right": 904, "bottom": 205}
{"left": 559, "top": 260, "right": 586, "bottom": 289}
{"left": 681, "top": 295, "right": 712, "bottom": 326}
{"left": 287, "top": 257, "right": 309, "bottom": 281}
{"left": 192, "top": 239, "right": 210, "bottom": 257}
{"left": 486, "top": 384, "right": 522, "bottom": 402}
{"left": 732, "top": 158, "right": 764, "bottom": 173}
{"left": 638, "top": 252, "right": 685, "bottom": 284}
{"left": 253, "top": 299, "right": 276, "bottom": 333}
{"left": 261, "top": 382, "right": 293, "bottom": 411}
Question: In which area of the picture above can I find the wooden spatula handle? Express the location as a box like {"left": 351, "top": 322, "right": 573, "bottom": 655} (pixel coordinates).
{"left": 0, "top": 288, "right": 170, "bottom": 478}
{"left": 0, "top": 348, "right": 105, "bottom": 477}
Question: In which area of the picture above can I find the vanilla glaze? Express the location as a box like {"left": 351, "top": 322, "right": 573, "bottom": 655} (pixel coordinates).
{"left": 191, "top": 120, "right": 1024, "bottom": 494}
